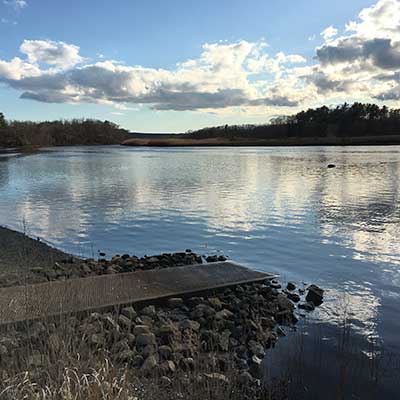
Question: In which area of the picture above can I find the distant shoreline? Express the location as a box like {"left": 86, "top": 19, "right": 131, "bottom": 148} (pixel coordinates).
{"left": 121, "top": 135, "right": 400, "bottom": 147}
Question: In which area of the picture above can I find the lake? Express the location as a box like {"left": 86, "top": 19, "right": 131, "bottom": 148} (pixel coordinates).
{"left": 1, "top": 145, "right": 399, "bottom": 398}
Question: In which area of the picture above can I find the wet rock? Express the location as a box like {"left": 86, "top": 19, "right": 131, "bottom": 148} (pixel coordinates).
{"left": 298, "top": 301, "right": 315, "bottom": 311}
{"left": 287, "top": 292, "right": 301, "bottom": 303}
{"left": 286, "top": 282, "right": 296, "bottom": 291}
{"left": 249, "top": 355, "right": 263, "bottom": 379}
{"left": 306, "top": 284, "right": 324, "bottom": 306}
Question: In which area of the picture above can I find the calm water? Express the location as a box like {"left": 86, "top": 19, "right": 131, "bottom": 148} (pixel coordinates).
{"left": 1, "top": 145, "right": 399, "bottom": 398}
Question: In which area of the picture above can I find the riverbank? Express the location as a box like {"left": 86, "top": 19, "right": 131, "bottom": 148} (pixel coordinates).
{"left": 0, "top": 226, "right": 323, "bottom": 399}
{"left": 121, "top": 135, "right": 400, "bottom": 147}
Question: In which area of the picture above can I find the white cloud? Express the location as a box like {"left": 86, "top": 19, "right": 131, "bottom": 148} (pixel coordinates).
{"left": 0, "top": 1, "right": 399, "bottom": 112}
{"left": 321, "top": 26, "right": 338, "bottom": 41}
{"left": 20, "top": 40, "right": 84, "bottom": 69}
{"left": 3, "top": 0, "right": 27, "bottom": 10}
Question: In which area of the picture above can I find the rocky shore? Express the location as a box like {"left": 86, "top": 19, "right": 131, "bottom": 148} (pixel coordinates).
{"left": 0, "top": 227, "right": 324, "bottom": 398}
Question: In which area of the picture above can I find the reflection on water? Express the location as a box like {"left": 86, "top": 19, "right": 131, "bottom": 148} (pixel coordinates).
{"left": 0, "top": 145, "right": 400, "bottom": 398}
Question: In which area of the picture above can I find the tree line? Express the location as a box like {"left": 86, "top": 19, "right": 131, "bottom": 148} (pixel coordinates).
{"left": 0, "top": 114, "right": 130, "bottom": 147}
{"left": 187, "top": 103, "right": 400, "bottom": 140}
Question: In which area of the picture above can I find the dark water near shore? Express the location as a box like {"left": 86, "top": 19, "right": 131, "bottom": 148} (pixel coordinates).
{"left": 1, "top": 145, "right": 399, "bottom": 398}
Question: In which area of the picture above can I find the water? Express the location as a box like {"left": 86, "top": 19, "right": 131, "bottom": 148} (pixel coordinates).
{"left": 0, "top": 145, "right": 399, "bottom": 398}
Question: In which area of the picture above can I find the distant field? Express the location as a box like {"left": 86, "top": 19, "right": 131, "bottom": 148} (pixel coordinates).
{"left": 122, "top": 135, "right": 400, "bottom": 147}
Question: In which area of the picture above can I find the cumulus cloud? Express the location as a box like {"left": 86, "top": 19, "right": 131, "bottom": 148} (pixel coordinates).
{"left": 0, "top": 39, "right": 304, "bottom": 111}
{"left": 321, "top": 26, "right": 338, "bottom": 41}
{"left": 305, "top": 0, "right": 400, "bottom": 102}
{"left": 0, "top": 1, "right": 399, "bottom": 113}
{"left": 20, "top": 40, "right": 84, "bottom": 69}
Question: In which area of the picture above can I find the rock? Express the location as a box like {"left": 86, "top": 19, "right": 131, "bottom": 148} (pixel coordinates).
{"left": 287, "top": 292, "right": 301, "bottom": 303}
{"left": 141, "top": 344, "right": 157, "bottom": 358}
{"left": 118, "top": 315, "right": 132, "bottom": 331}
{"left": 159, "top": 345, "right": 173, "bottom": 360}
{"left": 157, "top": 324, "right": 175, "bottom": 338}
{"left": 132, "top": 354, "right": 144, "bottom": 367}
{"left": 298, "top": 301, "right": 315, "bottom": 311}
{"left": 306, "top": 284, "right": 324, "bottom": 306}
{"left": 133, "top": 325, "right": 151, "bottom": 335}
{"left": 248, "top": 340, "right": 265, "bottom": 358}
{"left": 160, "top": 360, "right": 176, "bottom": 374}
{"left": 205, "top": 255, "right": 218, "bottom": 263}
{"left": 180, "top": 319, "right": 200, "bottom": 332}
{"left": 218, "top": 255, "right": 227, "bottom": 262}
{"left": 141, "top": 355, "right": 158, "bottom": 374}
{"left": 260, "top": 317, "right": 276, "bottom": 329}
{"left": 126, "top": 333, "right": 136, "bottom": 347}
{"left": 141, "top": 305, "right": 156, "bottom": 317}
{"left": 136, "top": 333, "right": 157, "bottom": 347}
{"left": 167, "top": 298, "right": 183, "bottom": 308}
{"left": 249, "top": 355, "right": 263, "bottom": 379}
{"left": 121, "top": 306, "right": 137, "bottom": 320}
{"left": 286, "top": 282, "right": 296, "bottom": 291}
{"left": 238, "top": 371, "right": 255, "bottom": 385}
{"left": 276, "top": 294, "right": 294, "bottom": 311}
{"left": 215, "top": 309, "right": 234, "bottom": 320}
{"left": 270, "top": 280, "right": 281, "bottom": 289}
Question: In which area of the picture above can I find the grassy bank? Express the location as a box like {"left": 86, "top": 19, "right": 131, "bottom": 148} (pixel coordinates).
{"left": 121, "top": 134, "right": 400, "bottom": 147}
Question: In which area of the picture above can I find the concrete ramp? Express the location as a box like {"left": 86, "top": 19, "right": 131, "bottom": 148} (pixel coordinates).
{"left": 0, "top": 261, "right": 272, "bottom": 324}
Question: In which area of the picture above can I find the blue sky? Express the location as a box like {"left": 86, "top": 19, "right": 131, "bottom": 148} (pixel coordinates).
{"left": 1, "top": 0, "right": 398, "bottom": 132}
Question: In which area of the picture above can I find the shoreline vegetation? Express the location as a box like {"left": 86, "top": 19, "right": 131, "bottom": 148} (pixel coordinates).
{"left": 2, "top": 102, "right": 400, "bottom": 149}
{"left": 0, "top": 226, "right": 323, "bottom": 399}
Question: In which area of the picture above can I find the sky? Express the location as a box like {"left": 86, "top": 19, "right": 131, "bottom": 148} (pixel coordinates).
{"left": 0, "top": 0, "right": 399, "bottom": 132}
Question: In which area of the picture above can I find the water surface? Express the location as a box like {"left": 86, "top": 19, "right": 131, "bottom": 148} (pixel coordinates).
{"left": 1, "top": 145, "right": 399, "bottom": 398}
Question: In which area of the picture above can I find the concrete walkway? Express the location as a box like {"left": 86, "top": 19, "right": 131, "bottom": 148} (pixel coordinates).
{"left": 0, "top": 261, "right": 271, "bottom": 324}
